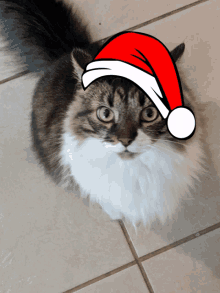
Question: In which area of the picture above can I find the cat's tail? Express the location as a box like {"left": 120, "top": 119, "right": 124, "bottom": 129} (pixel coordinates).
{"left": 0, "top": 0, "right": 94, "bottom": 73}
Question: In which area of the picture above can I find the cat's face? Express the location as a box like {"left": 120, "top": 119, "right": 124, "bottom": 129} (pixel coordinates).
{"left": 67, "top": 43, "right": 187, "bottom": 160}
{"left": 67, "top": 76, "right": 186, "bottom": 160}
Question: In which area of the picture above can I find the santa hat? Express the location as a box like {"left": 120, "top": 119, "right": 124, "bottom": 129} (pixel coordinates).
{"left": 82, "top": 32, "right": 196, "bottom": 139}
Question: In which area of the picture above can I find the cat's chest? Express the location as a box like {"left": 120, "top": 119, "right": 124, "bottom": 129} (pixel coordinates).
{"left": 59, "top": 131, "right": 203, "bottom": 227}
{"left": 60, "top": 131, "right": 172, "bottom": 197}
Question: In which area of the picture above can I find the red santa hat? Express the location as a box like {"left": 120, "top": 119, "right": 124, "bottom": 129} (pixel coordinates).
{"left": 82, "top": 32, "right": 196, "bottom": 139}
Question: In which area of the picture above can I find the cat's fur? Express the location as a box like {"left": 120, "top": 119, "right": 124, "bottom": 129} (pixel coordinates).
{"left": 0, "top": 0, "right": 206, "bottom": 229}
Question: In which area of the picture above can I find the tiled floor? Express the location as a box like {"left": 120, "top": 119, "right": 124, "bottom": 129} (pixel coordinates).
{"left": 0, "top": 0, "right": 220, "bottom": 292}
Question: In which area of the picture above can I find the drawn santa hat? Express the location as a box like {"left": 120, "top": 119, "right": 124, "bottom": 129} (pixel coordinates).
{"left": 82, "top": 32, "right": 196, "bottom": 139}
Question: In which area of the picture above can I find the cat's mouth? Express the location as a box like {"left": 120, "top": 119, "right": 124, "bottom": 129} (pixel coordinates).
{"left": 117, "top": 150, "right": 140, "bottom": 160}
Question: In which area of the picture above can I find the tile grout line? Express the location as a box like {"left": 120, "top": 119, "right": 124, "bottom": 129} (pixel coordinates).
{"left": 118, "top": 220, "right": 155, "bottom": 293}
{"left": 139, "top": 221, "right": 220, "bottom": 263}
{"left": 62, "top": 260, "right": 137, "bottom": 293}
{"left": 0, "top": 70, "right": 30, "bottom": 85}
{"left": 117, "top": 220, "right": 220, "bottom": 292}
{"left": 93, "top": 0, "right": 210, "bottom": 46}
{"left": 63, "top": 220, "right": 220, "bottom": 293}
{"left": 0, "top": 0, "right": 209, "bottom": 85}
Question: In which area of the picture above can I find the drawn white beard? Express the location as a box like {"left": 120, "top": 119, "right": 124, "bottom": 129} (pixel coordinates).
{"left": 60, "top": 128, "right": 205, "bottom": 230}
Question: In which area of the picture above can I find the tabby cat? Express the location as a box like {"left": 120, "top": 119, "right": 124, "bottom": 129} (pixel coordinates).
{"left": 0, "top": 0, "right": 206, "bottom": 229}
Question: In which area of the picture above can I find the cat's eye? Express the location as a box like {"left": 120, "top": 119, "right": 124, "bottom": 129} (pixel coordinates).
{"left": 141, "top": 106, "right": 158, "bottom": 122}
{"left": 97, "top": 107, "right": 114, "bottom": 123}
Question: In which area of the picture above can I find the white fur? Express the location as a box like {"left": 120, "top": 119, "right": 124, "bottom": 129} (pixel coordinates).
{"left": 60, "top": 129, "right": 204, "bottom": 230}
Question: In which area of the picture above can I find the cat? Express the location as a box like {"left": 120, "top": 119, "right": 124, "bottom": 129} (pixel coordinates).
{"left": 0, "top": 0, "right": 207, "bottom": 230}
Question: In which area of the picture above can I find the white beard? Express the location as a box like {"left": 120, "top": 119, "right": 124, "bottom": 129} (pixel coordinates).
{"left": 60, "top": 131, "right": 204, "bottom": 230}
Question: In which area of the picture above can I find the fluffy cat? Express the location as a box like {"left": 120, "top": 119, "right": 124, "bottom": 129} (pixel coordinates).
{"left": 0, "top": 0, "right": 206, "bottom": 229}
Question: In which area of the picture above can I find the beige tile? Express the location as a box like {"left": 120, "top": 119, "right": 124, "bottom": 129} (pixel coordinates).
{"left": 76, "top": 265, "right": 149, "bottom": 293}
{"left": 0, "top": 75, "right": 134, "bottom": 293}
{"left": 142, "top": 228, "right": 220, "bottom": 292}
{"left": 122, "top": 0, "right": 220, "bottom": 257}
{"left": 67, "top": 0, "right": 197, "bottom": 42}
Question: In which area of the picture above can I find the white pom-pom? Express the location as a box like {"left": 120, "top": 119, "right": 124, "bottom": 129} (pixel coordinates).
{"left": 167, "top": 107, "right": 196, "bottom": 139}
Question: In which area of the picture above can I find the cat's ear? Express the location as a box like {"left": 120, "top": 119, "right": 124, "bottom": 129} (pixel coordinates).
{"left": 170, "top": 43, "right": 185, "bottom": 63}
{"left": 71, "top": 53, "right": 83, "bottom": 81}
{"left": 71, "top": 48, "right": 93, "bottom": 81}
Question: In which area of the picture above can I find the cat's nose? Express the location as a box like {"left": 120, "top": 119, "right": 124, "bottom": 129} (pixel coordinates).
{"left": 119, "top": 138, "right": 133, "bottom": 147}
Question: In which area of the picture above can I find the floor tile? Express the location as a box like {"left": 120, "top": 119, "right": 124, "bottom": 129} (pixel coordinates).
{"left": 66, "top": 0, "right": 197, "bottom": 42}
{"left": 142, "top": 228, "right": 220, "bottom": 292}
{"left": 122, "top": 0, "right": 220, "bottom": 257}
{"left": 75, "top": 265, "right": 149, "bottom": 293}
{"left": 0, "top": 75, "right": 134, "bottom": 293}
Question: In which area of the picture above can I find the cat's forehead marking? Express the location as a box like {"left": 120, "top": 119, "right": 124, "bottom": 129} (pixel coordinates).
{"left": 107, "top": 94, "right": 114, "bottom": 107}
{"left": 114, "top": 87, "right": 126, "bottom": 106}
{"left": 106, "top": 84, "right": 126, "bottom": 108}
{"left": 127, "top": 89, "right": 139, "bottom": 108}
{"left": 110, "top": 82, "right": 150, "bottom": 108}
